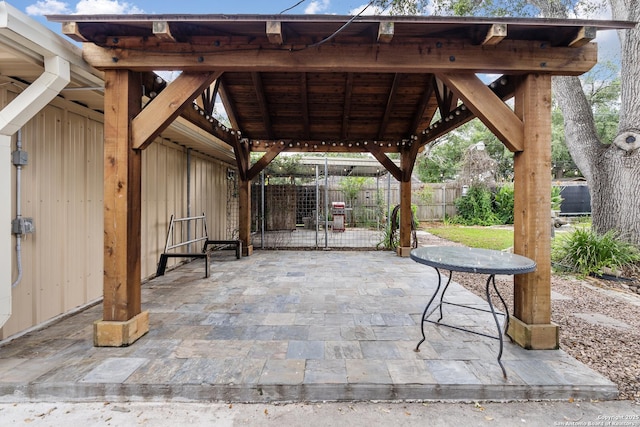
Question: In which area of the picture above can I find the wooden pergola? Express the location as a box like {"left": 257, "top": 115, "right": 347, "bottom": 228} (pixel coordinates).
{"left": 48, "top": 14, "right": 630, "bottom": 350}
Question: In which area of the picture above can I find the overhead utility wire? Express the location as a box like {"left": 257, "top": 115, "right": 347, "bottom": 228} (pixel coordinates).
{"left": 279, "top": 0, "right": 308, "bottom": 14}
{"left": 296, "top": 0, "right": 377, "bottom": 51}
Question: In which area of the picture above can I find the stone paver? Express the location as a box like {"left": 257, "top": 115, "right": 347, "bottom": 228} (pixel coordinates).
{"left": 0, "top": 250, "right": 618, "bottom": 403}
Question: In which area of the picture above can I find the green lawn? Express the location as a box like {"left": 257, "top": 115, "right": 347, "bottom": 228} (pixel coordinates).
{"left": 423, "top": 225, "right": 514, "bottom": 251}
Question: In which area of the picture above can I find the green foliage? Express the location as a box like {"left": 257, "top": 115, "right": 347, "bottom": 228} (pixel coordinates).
{"left": 339, "top": 176, "right": 372, "bottom": 206}
{"left": 552, "top": 229, "right": 640, "bottom": 276}
{"left": 417, "top": 119, "right": 514, "bottom": 183}
{"left": 452, "top": 185, "right": 499, "bottom": 226}
{"left": 377, "top": 221, "right": 399, "bottom": 250}
{"left": 551, "top": 186, "right": 563, "bottom": 211}
{"left": 413, "top": 185, "right": 434, "bottom": 204}
{"left": 493, "top": 184, "right": 514, "bottom": 224}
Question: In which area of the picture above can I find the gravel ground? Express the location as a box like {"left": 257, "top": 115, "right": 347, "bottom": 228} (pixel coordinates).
{"left": 416, "top": 230, "right": 640, "bottom": 401}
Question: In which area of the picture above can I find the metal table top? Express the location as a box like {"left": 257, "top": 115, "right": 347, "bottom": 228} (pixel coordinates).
{"left": 410, "top": 246, "right": 536, "bottom": 275}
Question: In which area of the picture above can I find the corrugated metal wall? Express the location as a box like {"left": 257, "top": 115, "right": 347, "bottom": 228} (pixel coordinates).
{"left": 1, "top": 87, "right": 234, "bottom": 339}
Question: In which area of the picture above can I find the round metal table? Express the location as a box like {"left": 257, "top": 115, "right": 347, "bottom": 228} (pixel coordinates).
{"left": 410, "top": 246, "right": 536, "bottom": 378}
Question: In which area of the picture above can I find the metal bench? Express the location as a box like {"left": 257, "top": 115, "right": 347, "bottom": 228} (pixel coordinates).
{"left": 156, "top": 214, "right": 241, "bottom": 278}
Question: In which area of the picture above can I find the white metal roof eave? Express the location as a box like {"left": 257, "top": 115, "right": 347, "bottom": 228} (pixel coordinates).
{"left": 0, "top": 2, "right": 103, "bottom": 88}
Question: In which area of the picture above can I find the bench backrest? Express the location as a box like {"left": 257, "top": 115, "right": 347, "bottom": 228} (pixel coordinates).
{"left": 163, "top": 214, "right": 209, "bottom": 253}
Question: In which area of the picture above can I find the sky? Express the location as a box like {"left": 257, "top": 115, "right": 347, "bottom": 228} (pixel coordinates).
{"left": 12, "top": 0, "right": 381, "bottom": 16}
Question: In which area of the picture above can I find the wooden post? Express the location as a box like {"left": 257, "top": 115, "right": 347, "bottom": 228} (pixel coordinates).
{"left": 508, "top": 73, "right": 559, "bottom": 349}
{"left": 94, "top": 69, "right": 149, "bottom": 347}
{"left": 397, "top": 149, "right": 413, "bottom": 257}
{"left": 238, "top": 178, "right": 253, "bottom": 256}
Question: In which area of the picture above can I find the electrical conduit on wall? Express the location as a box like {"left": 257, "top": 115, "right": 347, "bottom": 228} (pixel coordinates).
{"left": 0, "top": 55, "right": 71, "bottom": 329}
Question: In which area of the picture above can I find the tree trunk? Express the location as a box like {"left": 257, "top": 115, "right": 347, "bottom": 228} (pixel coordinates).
{"left": 544, "top": 0, "right": 640, "bottom": 245}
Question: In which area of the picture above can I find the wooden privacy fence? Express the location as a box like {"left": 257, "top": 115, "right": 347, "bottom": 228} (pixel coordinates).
{"left": 326, "top": 183, "right": 461, "bottom": 222}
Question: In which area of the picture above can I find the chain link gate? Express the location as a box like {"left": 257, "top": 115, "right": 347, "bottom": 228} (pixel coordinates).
{"left": 251, "top": 157, "right": 398, "bottom": 250}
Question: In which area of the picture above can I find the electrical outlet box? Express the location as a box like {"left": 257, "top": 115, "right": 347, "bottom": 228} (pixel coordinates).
{"left": 12, "top": 217, "right": 35, "bottom": 235}
{"left": 12, "top": 150, "right": 28, "bottom": 166}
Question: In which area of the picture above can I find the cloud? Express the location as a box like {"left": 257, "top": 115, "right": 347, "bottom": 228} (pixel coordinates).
{"left": 349, "top": 4, "right": 389, "bottom": 16}
{"left": 26, "top": 0, "right": 143, "bottom": 16}
{"left": 305, "top": 0, "right": 330, "bottom": 14}
{"left": 75, "top": 0, "right": 143, "bottom": 14}
{"left": 26, "top": 0, "right": 70, "bottom": 15}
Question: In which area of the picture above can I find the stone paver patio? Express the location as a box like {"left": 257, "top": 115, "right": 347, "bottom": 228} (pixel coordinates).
{"left": 0, "top": 250, "right": 616, "bottom": 403}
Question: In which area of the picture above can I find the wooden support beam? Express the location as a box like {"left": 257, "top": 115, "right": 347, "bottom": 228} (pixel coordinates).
{"left": 267, "top": 21, "right": 284, "bottom": 45}
{"left": 419, "top": 75, "right": 516, "bottom": 146}
{"left": 366, "top": 144, "right": 402, "bottom": 182}
{"left": 402, "top": 141, "right": 421, "bottom": 182}
{"left": 566, "top": 26, "right": 597, "bottom": 48}
{"left": 238, "top": 176, "right": 253, "bottom": 257}
{"left": 132, "top": 71, "right": 221, "bottom": 150}
{"left": 377, "top": 22, "right": 394, "bottom": 43}
{"left": 508, "top": 73, "right": 558, "bottom": 350}
{"left": 397, "top": 149, "right": 413, "bottom": 257}
{"left": 437, "top": 73, "right": 524, "bottom": 152}
{"left": 482, "top": 24, "right": 507, "bottom": 45}
{"left": 250, "top": 140, "right": 404, "bottom": 153}
{"left": 152, "top": 21, "right": 175, "bottom": 42}
{"left": 83, "top": 40, "right": 598, "bottom": 76}
{"left": 231, "top": 136, "right": 250, "bottom": 182}
{"left": 377, "top": 73, "right": 401, "bottom": 140}
{"left": 97, "top": 69, "right": 148, "bottom": 346}
{"left": 251, "top": 72, "right": 275, "bottom": 140}
{"left": 247, "top": 144, "right": 286, "bottom": 181}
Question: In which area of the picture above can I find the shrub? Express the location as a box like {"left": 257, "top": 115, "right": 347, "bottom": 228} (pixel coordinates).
{"left": 551, "top": 228, "right": 640, "bottom": 276}
{"left": 494, "top": 184, "right": 514, "bottom": 224}
{"left": 452, "top": 185, "right": 498, "bottom": 225}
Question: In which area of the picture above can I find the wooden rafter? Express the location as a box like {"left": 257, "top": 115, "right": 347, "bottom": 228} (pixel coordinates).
{"left": 199, "top": 79, "right": 220, "bottom": 117}
{"left": 409, "top": 77, "right": 435, "bottom": 136}
{"left": 251, "top": 72, "right": 274, "bottom": 140}
{"left": 301, "top": 73, "right": 310, "bottom": 139}
{"left": 436, "top": 73, "right": 524, "bottom": 152}
{"left": 341, "top": 73, "right": 354, "bottom": 140}
{"left": 433, "top": 76, "right": 457, "bottom": 117}
{"left": 218, "top": 82, "right": 241, "bottom": 130}
{"left": 482, "top": 24, "right": 507, "bottom": 45}
{"left": 267, "top": 21, "right": 284, "bottom": 45}
{"left": 132, "top": 71, "right": 222, "bottom": 150}
{"left": 377, "top": 22, "right": 394, "bottom": 43}
{"left": 378, "top": 73, "right": 402, "bottom": 140}
{"left": 83, "top": 40, "right": 598, "bottom": 76}
{"left": 152, "top": 21, "right": 175, "bottom": 42}
{"left": 566, "top": 26, "right": 597, "bottom": 48}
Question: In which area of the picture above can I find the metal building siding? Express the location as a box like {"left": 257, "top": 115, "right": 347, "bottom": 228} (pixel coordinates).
{"left": 1, "top": 87, "right": 232, "bottom": 339}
